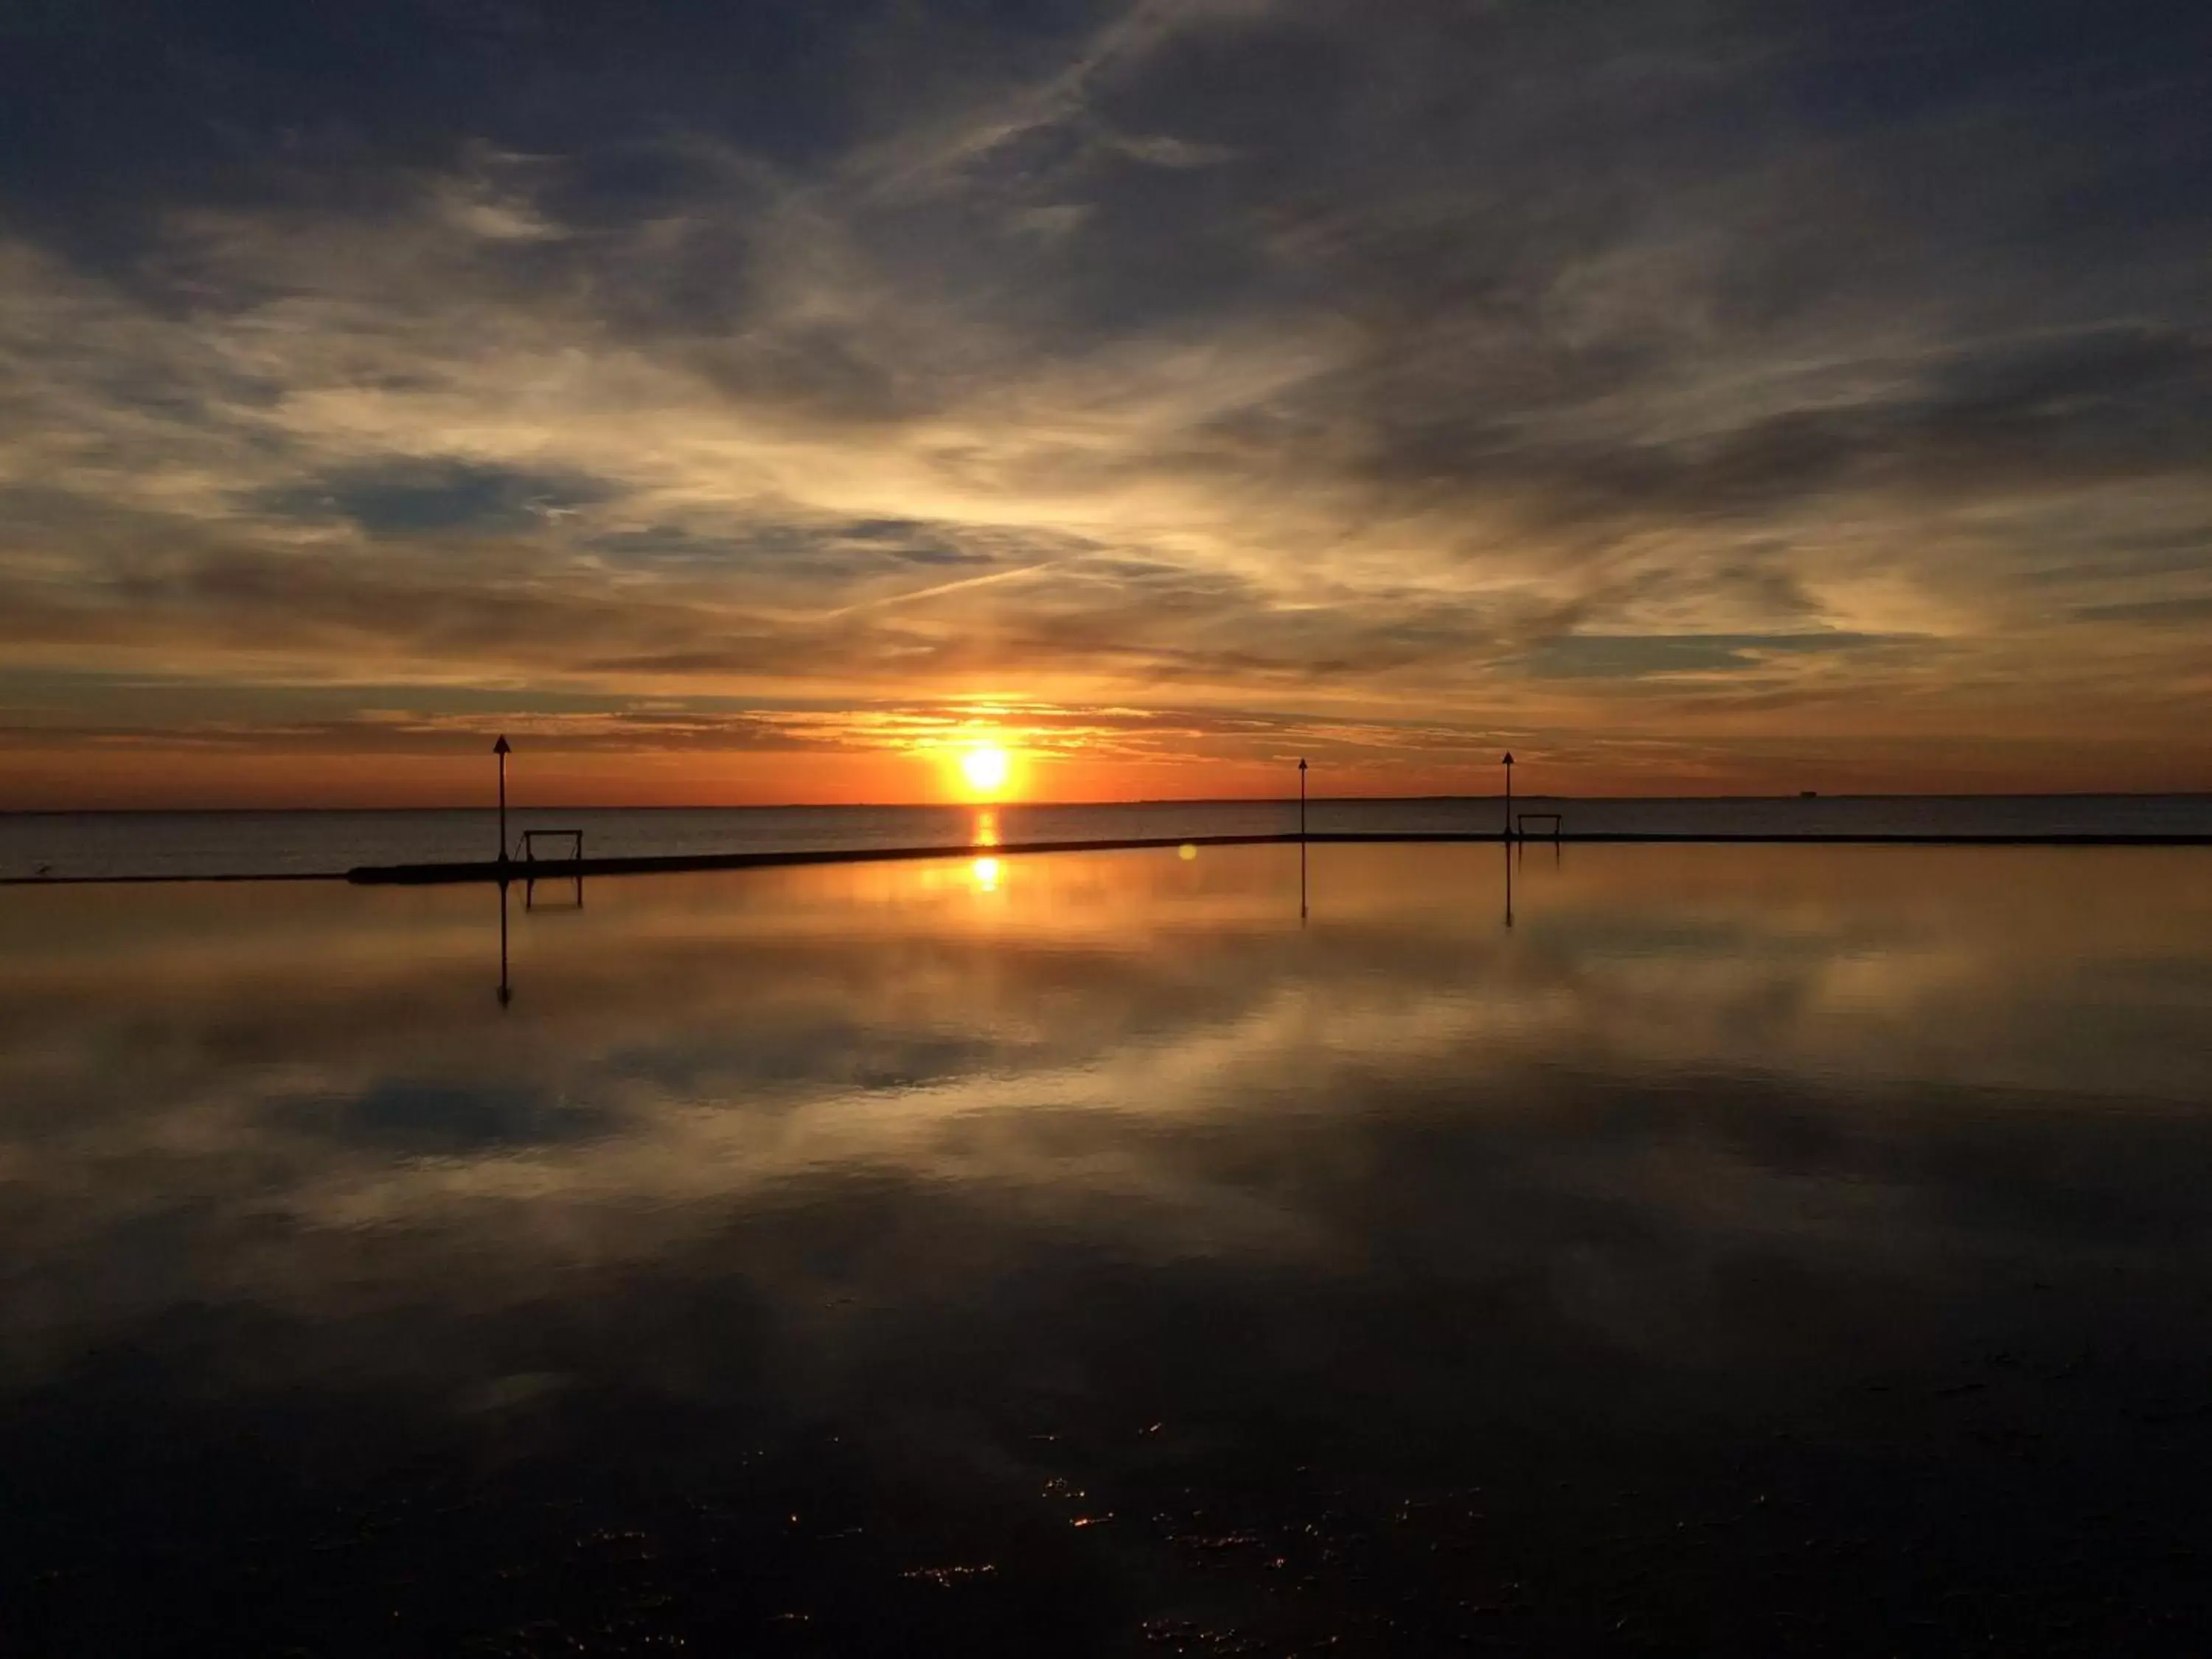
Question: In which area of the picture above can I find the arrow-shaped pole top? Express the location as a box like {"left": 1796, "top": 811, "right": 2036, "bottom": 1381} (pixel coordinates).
{"left": 1501, "top": 751, "right": 1514, "bottom": 766}
{"left": 1298, "top": 757, "right": 1307, "bottom": 771}
{"left": 493, "top": 734, "right": 511, "bottom": 755}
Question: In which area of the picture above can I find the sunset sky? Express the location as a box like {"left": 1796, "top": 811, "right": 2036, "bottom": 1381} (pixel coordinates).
{"left": 4, "top": 1, "right": 2211, "bottom": 807}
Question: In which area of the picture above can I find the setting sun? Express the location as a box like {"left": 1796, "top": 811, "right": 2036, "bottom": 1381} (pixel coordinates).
{"left": 958, "top": 743, "right": 1012, "bottom": 798}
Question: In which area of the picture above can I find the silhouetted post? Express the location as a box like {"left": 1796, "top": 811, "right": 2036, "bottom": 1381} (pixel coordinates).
{"left": 1501, "top": 751, "right": 1514, "bottom": 842}
{"left": 1298, "top": 757, "right": 1308, "bottom": 922}
{"left": 1503, "top": 839, "right": 1514, "bottom": 930}
{"left": 493, "top": 734, "right": 512, "bottom": 864}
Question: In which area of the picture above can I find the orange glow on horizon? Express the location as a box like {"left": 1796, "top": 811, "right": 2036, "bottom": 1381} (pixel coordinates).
{"left": 7, "top": 726, "right": 2210, "bottom": 811}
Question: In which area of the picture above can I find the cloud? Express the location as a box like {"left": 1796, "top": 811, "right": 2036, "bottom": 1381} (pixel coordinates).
{"left": 2073, "top": 595, "right": 2212, "bottom": 625}
{"left": 258, "top": 458, "right": 614, "bottom": 537}
{"left": 1523, "top": 632, "right": 1906, "bottom": 682}
{"left": 1, "top": 0, "right": 2210, "bottom": 796}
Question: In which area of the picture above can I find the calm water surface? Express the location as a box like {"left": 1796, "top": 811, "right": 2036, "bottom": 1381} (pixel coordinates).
{"left": 4, "top": 844, "right": 2212, "bottom": 1655}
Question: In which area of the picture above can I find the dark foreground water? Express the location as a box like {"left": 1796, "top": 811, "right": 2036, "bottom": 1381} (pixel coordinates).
{"left": 4, "top": 844, "right": 2212, "bottom": 1655}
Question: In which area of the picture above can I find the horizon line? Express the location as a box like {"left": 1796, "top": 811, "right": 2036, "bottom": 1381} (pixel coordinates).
{"left": 6, "top": 787, "right": 2212, "bottom": 816}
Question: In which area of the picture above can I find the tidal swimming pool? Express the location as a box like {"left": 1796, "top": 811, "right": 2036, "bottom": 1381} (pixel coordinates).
{"left": 5, "top": 844, "right": 2211, "bottom": 1655}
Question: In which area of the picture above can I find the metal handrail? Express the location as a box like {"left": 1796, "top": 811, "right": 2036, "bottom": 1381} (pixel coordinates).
{"left": 518, "top": 830, "right": 584, "bottom": 864}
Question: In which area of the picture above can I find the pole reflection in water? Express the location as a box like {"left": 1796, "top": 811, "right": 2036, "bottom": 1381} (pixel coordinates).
{"left": 495, "top": 877, "right": 512, "bottom": 1007}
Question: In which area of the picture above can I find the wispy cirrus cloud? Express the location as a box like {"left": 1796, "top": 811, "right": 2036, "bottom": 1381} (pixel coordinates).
{"left": 1, "top": 0, "right": 2209, "bottom": 801}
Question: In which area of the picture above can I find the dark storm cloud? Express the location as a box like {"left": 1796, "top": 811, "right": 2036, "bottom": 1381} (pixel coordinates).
{"left": 2, "top": 0, "right": 2210, "bottom": 790}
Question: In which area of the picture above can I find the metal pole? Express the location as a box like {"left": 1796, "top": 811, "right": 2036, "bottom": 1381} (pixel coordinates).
{"left": 1502, "top": 751, "right": 1514, "bottom": 842}
{"left": 494, "top": 734, "right": 511, "bottom": 863}
{"left": 1298, "top": 757, "right": 1309, "bottom": 922}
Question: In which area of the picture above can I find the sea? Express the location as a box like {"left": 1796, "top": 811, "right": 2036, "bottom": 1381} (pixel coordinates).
{"left": 6, "top": 792, "right": 2211, "bottom": 880}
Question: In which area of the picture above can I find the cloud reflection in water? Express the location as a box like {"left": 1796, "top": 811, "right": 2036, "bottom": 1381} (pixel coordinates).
{"left": 4, "top": 844, "right": 2212, "bottom": 1652}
